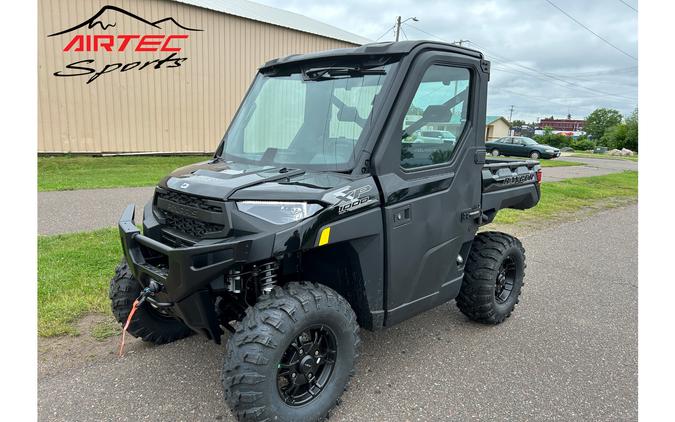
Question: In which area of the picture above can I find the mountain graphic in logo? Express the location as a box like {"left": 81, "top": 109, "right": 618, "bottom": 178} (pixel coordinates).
{"left": 48, "top": 5, "right": 202, "bottom": 37}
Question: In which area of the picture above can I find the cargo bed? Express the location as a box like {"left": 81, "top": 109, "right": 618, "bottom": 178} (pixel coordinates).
{"left": 480, "top": 158, "right": 542, "bottom": 224}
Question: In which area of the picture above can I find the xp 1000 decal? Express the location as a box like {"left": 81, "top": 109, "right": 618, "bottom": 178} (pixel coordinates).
{"left": 48, "top": 5, "right": 202, "bottom": 84}
{"left": 323, "top": 185, "right": 375, "bottom": 215}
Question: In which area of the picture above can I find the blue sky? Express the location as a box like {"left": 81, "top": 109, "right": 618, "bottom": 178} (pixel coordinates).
{"left": 256, "top": 0, "right": 638, "bottom": 123}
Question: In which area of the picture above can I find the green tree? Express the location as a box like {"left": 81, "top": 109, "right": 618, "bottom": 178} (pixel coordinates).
{"left": 585, "top": 108, "right": 622, "bottom": 141}
{"left": 511, "top": 119, "right": 526, "bottom": 127}
{"left": 624, "top": 108, "right": 638, "bottom": 151}
{"left": 599, "top": 108, "right": 638, "bottom": 152}
{"left": 601, "top": 124, "right": 628, "bottom": 150}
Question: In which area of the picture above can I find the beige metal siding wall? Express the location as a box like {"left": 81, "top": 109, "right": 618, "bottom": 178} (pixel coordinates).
{"left": 38, "top": 0, "right": 356, "bottom": 153}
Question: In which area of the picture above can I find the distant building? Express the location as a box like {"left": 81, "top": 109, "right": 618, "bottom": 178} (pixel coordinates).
{"left": 485, "top": 116, "right": 510, "bottom": 141}
{"left": 539, "top": 115, "right": 585, "bottom": 131}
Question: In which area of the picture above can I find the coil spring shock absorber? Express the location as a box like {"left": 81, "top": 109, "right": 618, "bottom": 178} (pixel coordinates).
{"left": 258, "top": 261, "right": 279, "bottom": 294}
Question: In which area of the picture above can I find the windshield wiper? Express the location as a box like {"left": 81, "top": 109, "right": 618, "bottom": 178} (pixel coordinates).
{"left": 303, "top": 66, "right": 386, "bottom": 81}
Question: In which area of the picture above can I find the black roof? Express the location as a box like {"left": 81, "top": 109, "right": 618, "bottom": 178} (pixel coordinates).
{"left": 260, "top": 40, "right": 484, "bottom": 71}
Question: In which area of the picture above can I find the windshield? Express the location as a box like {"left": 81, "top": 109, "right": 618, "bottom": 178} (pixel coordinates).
{"left": 219, "top": 62, "right": 396, "bottom": 171}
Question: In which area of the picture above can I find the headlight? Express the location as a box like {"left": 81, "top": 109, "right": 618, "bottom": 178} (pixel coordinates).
{"left": 236, "top": 201, "right": 323, "bottom": 225}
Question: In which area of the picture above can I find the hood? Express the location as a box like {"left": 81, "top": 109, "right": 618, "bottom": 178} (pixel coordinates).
{"left": 160, "top": 160, "right": 355, "bottom": 202}
{"left": 539, "top": 144, "right": 559, "bottom": 151}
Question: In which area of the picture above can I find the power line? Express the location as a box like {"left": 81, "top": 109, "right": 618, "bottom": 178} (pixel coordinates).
{"left": 394, "top": 16, "right": 418, "bottom": 42}
{"left": 492, "top": 64, "right": 636, "bottom": 101}
{"left": 400, "top": 25, "right": 409, "bottom": 40}
{"left": 375, "top": 25, "right": 395, "bottom": 41}
{"left": 402, "top": 23, "right": 446, "bottom": 42}
{"left": 617, "top": 0, "right": 638, "bottom": 12}
{"left": 551, "top": 66, "right": 637, "bottom": 77}
{"left": 543, "top": 0, "right": 637, "bottom": 61}
{"left": 400, "top": 23, "right": 637, "bottom": 101}
{"left": 468, "top": 40, "right": 637, "bottom": 100}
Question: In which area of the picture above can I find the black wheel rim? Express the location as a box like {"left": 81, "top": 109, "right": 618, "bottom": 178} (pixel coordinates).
{"left": 277, "top": 325, "right": 337, "bottom": 406}
{"left": 495, "top": 256, "right": 517, "bottom": 303}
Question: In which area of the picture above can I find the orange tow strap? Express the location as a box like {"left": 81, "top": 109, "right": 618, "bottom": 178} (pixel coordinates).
{"left": 118, "top": 299, "right": 140, "bottom": 357}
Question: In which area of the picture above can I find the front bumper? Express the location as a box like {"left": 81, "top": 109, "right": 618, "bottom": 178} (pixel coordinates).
{"left": 542, "top": 151, "right": 561, "bottom": 158}
{"left": 118, "top": 204, "right": 266, "bottom": 342}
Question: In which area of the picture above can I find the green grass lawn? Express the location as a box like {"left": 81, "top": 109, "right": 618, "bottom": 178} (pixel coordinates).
{"left": 568, "top": 152, "right": 638, "bottom": 162}
{"left": 38, "top": 155, "right": 211, "bottom": 191}
{"left": 495, "top": 171, "right": 637, "bottom": 225}
{"left": 37, "top": 171, "right": 638, "bottom": 338}
{"left": 39, "top": 154, "right": 582, "bottom": 192}
{"left": 38, "top": 228, "right": 121, "bottom": 336}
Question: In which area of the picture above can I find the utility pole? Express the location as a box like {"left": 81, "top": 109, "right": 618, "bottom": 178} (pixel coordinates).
{"left": 508, "top": 105, "right": 515, "bottom": 135}
{"left": 395, "top": 16, "right": 402, "bottom": 42}
{"left": 394, "top": 16, "right": 418, "bottom": 41}
{"left": 453, "top": 39, "right": 470, "bottom": 47}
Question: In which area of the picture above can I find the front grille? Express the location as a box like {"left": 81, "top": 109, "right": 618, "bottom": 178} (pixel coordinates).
{"left": 155, "top": 188, "right": 229, "bottom": 239}
{"left": 157, "top": 191, "right": 223, "bottom": 212}
{"left": 163, "top": 211, "right": 225, "bottom": 238}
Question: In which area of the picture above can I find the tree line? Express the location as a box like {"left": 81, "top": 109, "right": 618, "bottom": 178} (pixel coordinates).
{"left": 510, "top": 108, "right": 638, "bottom": 152}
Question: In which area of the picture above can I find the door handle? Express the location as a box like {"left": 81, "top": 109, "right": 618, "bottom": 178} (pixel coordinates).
{"left": 392, "top": 205, "right": 412, "bottom": 227}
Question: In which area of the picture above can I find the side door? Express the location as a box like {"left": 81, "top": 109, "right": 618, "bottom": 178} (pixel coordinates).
{"left": 501, "top": 137, "right": 516, "bottom": 155}
{"left": 372, "top": 50, "right": 488, "bottom": 326}
{"left": 511, "top": 137, "right": 527, "bottom": 156}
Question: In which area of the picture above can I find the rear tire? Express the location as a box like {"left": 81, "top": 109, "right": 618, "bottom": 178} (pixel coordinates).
{"left": 529, "top": 151, "right": 540, "bottom": 159}
{"left": 222, "top": 282, "right": 360, "bottom": 422}
{"left": 109, "top": 259, "right": 192, "bottom": 344}
{"left": 456, "top": 232, "right": 526, "bottom": 324}
{"left": 491, "top": 149, "right": 500, "bottom": 156}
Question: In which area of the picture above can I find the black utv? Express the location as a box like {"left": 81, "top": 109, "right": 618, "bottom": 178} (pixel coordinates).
{"left": 111, "top": 40, "right": 541, "bottom": 421}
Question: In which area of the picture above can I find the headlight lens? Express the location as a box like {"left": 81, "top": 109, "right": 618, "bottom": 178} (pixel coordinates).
{"left": 236, "top": 201, "right": 323, "bottom": 225}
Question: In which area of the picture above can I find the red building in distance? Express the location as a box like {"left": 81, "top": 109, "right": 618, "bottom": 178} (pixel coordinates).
{"left": 539, "top": 115, "right": 586, "bottom": 131}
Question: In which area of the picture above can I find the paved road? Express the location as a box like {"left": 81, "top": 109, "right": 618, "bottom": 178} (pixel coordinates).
{"left": 38, "top": 205, "right": 638, "bottom": 421}
{"left": 38, "top": 187, "right": 154, "bottom": 235}
{"left": 37, "top": 156, "right": 638, "bottom": 235}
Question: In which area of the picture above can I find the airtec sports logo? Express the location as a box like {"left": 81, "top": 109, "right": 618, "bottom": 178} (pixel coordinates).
{"left": 48, "top": 5, "right": 202, "bottom": 84}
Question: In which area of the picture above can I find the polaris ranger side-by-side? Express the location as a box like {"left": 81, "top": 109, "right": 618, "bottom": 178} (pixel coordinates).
{"left": 111, "top": 41, "right": 541, "bottom": 421}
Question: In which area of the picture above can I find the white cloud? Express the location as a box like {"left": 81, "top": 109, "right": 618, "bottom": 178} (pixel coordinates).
{"left": 256, "top": 0, "right": 638, "bottom": 122}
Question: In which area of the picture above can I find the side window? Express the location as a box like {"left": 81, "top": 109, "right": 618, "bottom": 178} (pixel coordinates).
{"left": 401, "top": 65, "right": 471, "bottom": 169}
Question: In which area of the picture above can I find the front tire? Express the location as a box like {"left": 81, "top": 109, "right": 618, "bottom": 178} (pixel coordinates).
{"left": 223, "top": 282, "right": 360, "bottom": 422}
{"left": 109, "top": 259, "right": 192, "bottom": 344}
{"left": 456, "top": 232, "right": 526, "bottom": 324}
